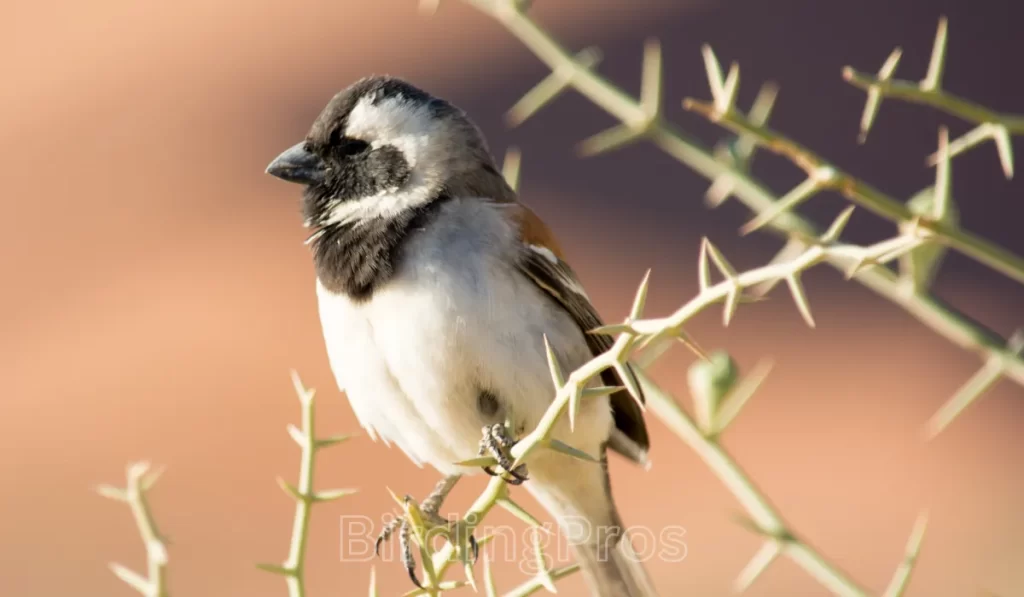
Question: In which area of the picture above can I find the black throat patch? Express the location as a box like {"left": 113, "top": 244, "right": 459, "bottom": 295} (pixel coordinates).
{"left": 310, "top": 193, "right": 452, "bottom": 301}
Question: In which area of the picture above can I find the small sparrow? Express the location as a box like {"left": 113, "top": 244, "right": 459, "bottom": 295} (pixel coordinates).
{"left": 267, "top": 76, "right": 656, "bottom": 597}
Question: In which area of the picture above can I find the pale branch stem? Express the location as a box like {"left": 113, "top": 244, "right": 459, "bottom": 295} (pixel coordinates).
{"left": 843, "top": 69, "right": 1024, "bottom": 134}
{"left": 99, "top": 463, "right": 170, "bottom": 597}
{"left": 628, "top": 235, "right": 927, "bottom": 337}
{"left": 637, "top": 368, "right": 870, "bottom": 596}
{"left": 258, "top": 373, "right": 356, "bottom": 597}
{"left": 457, "top": 0, "right": 1024, "bottom": 401}
{"left": 682, "top": 98, "right": 1024, "bottom": 286}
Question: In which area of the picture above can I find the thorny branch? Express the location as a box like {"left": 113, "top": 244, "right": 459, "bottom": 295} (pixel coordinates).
{"left": 256, "top": 372, "right": 358, "bottom": 597}
{"left": 97, "top": 463, "right": 170, "bottom": 597}
{"left": 453, "top": 0, "right": 1024, "bottom": 437}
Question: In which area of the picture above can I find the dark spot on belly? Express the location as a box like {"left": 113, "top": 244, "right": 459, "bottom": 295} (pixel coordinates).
{"left": 477, "top": 390, "right": 501, "bottom": 418}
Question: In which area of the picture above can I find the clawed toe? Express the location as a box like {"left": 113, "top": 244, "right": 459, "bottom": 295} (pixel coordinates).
{"left": 478, "top": 423, "right": 529, "bottom": 484}
{"left": 374, "top": 475, "right": 476, "bottom": 589}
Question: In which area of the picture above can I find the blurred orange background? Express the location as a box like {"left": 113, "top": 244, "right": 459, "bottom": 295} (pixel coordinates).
{"left": 2, "top": 0, "right": 1022, "bottom": 595}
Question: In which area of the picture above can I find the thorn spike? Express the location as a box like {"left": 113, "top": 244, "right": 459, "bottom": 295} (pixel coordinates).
{"left": 701, "top": 45, "right": 726, "bottom": 107}
{"left": 720, "top": 62, "right": 741, "bottom": 113}
{"left": 502, "top": 147, "right": 522, "bottom": 191}
{"left": 821, "top": 206, "right": 856, "bottom": 244}
{"left": 577, "top": 124, "right": 645, "bottom": 156}
{"left": 933, "top": 127, "right": 952, "bottom": 221}
{"left": 698, "top": 238, "right": 713, "bottom": 291}
{"left": 542, "top": 334, "right": 565, "bottom": 388}
{"left": 641, "top": 38, "right": 663, "bottom": 117}
{"left": 704, "top": 239, "right": 737, "bottom": 278}
{"left": 741, "top": 176, "right": 822, "bottom": 235}
{"left": 922, "top": 17, "right": 948, "bottom": 91}
{"left": 630, "top": 269, "right": 653, "bottom": 319}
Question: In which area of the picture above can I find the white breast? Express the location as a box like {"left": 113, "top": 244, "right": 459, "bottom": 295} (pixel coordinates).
{"left": 315, "top": 198, "right": 613, "bottom": 476}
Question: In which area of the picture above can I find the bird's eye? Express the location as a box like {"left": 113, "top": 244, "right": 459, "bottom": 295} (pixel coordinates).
{"left": 330, "top": 131, "right": 370, "bottom": 157}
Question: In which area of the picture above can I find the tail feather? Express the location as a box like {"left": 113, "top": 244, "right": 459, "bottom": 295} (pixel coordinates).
{"left": 523, "top": 445, "right": 659, "bottom": 597}
{"left": 572, "top": 532, "right": 659, "bottom": 597}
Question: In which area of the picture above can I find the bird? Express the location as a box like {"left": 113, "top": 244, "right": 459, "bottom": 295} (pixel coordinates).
{"left": 266, "top": 75, "right": 657, "bottom": 597}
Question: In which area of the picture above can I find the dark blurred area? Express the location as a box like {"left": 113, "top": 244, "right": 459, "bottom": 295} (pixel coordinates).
{"left": 2, "top": 0, "right": 1022, "bottom": 595}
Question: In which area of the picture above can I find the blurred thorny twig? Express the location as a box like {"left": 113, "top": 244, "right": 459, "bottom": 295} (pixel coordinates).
{"left": 449, "top": 0, "right": 1024, "bottom": 439}
{"left": 256, "top": 372, "right": 358, "bottom": 597}
{"left": 97, "top": 463, "right": 170, "bottom": 597}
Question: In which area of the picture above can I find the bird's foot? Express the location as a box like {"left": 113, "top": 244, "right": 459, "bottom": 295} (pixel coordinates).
{"left": 478, "top": 423, "right": 529, "bottom": 485}
{"left": 374, "top": 475, "right": 477, "bottom": 589}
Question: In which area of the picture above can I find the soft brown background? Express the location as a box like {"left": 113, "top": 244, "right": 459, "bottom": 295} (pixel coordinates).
{"left": 2, "top": 0, "right": 1022, "bottom": 595}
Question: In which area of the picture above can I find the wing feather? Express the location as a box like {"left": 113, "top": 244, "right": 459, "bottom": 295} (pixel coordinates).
{"left": 504, "top": 203, "right": 650, "bottom": 460}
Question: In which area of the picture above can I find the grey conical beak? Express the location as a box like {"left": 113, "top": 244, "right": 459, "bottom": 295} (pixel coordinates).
{"left": 266, "top": 142, "right": 326, "bottom": 185}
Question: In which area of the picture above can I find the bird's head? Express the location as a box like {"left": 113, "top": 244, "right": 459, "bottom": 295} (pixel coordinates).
{"left": 266, "top": 75, "right": 509, "bottom": 228}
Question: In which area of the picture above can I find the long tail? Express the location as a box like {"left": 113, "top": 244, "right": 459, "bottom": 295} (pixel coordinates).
{"left": 523, "top": 447, "right": 659, "bottom": 597}
{"left": 571, "top": 530, "right": 659, "bottom": 597}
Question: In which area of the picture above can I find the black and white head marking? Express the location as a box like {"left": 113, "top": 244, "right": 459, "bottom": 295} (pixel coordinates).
{"left": 267, "top": 75, "right": 516, "bottom": 300}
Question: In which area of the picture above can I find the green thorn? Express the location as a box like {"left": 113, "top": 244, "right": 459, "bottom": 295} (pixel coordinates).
{"left": 926, "top": 361, "right": 1004, "bottom": 438}
{"left": 385, "top": 486, "right": 406, "bottom": 509}
{"left": 747, "top": 83, "right": 780, "bottom": 130}
{"left": 96, "top": 484, "right": 127, "bottom": 502}
{"left": 287, "top": 424, "right": 307, "bottom": 448}
{"left": 454, "top": 455, "right": 499, "bottom": 468}
{"left": 317, "top": 433, "right": 354, "bottom": 448}
{"left": 857, "top": 48, "right": 903, "bottom": 143}
{"left": 543, "top": 334, "right": 565, "bottom": 388}
{"left": 741, "top": 175, "right": 823, "bottom": 235}
{"left": 544, "top": 438, "right": 599, "bottom": 462}
{"left": 312, "top": 488, "right": 359, "bottom": 502}
{"left": 581, "top": 385, "right": 625, "bottom": 398}
{"left": 719, "top": 61, "right": 741, "bottom": 114}
{"left": 733, "top": 540, "right": 782, "bottom": 593}
{"left": 702, "top": 238, "right": 737, "bottom": 279}
{"left": 139, "top": 466, "right": 165, "bottom": 492}
{"left": 640, "top": 38, "right": 663, "bottom": 118}
{"left": 506, "top": 47, "right": 602, "bottom": 127}
{"left": 881, "top": 512, "right": 930, "bottom": 597}
{"left": 704, "top": 175, "right": 736, "bottom": 208}
{"left": 577, "top": 123, "right": 646, "bottom": 157}
{"left": 921, "top": 17, "right": 948, "bottom": 92}
{"left": 785, "top": 273, "right": 816, "bottom": 328}
{"left": 932, "top": 127, "right": 953, "bottom": 221}
{"left": 587, "top": 323, "right": 635, "bottom": 336}
{"left": 615, "top": 362, "right": 646, "bottom": 408}
{"left": 820, "top": 206, "right": 856, "bottom": 244}
{"left": 290, "top": 369, "right": 315, "bottom": 405}
{"left": 109, "top": 563, "right": 151, "bottom": 592}
{"left": 701, "top": 45, "right": 726, "bottom": 109}
{"left": 256, "top": 562, "right": 295, "bottom": 577}
{"left": 992, "top": 124, "right": 1015, "bottom": 179}
{"left": 497, "top": 497, "right": 547, "bottom": 528}
{"left": 723, "top": 284, "right": 741, "bottom": 327}
{"left": 276, "top": 477, "right": 305, "bottom": 502}
{"left": 503, "top": 147, "right": 522, "bottom": 192}
{"left": 698, "top": 238, "right": 713, "bottom": 291}
{"left": 630, "top": 269, "right": 652, "bottom": 320}
{"left": 463, "top": 559, "right": 478, "bottom": 593}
